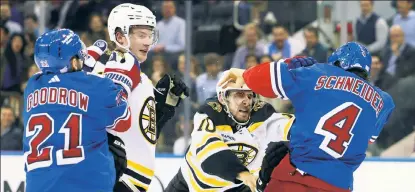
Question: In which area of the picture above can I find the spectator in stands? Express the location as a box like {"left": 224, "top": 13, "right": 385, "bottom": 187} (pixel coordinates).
{"left": 354, "top": 0, "right": 388, "bottom": 55}
{"left": 317, "top": 2, "right": 336, "bottom": 50}
{"left": 80, "top": 13, "right": 110, "bottom": 47}
{"left": 151, "top": 55, "right": 170, "bottom": 85}
{"left": 173, "top": 115, "right": 192, "bottom": 155}
{"left": 393, "top": 0, "right": 415, "bottom": 47}
{"left": 232, "top": 23, "right": 266, "bottom": 69}
{"left": 24, "top": 33, "right": 36, "bottom": 60}
{"left": 177, "top": 54, "right": 200, "bottom": 111}
{"left": 153, "top": 1, "right": 185, "bottom": 54}
{"left": 196, "top": 53, "right": 223, "bottom": 104}
{"left": 20, "top": 63, "right": 39, "bottom": 92}
{"left": 177, "top": 54, "right": 200, "bottom": 82}
{"left": 260, "top": 55, "right": 272, "bottom": 63}
{"left": 24, "top": 14, "right": 49, "bottom": 38}
{"left": 23, "top": 1, "right": 53, "bottom": 28}
{"left": 382, "top": 25, "right": 415, "bottom": 80}
{"left": 377, "top": 74, "right": 415, "bottom": 149}
{"left": 0, "top": 25, "right": 9, "bottom": 53}
{"left": 265, "top": 25, "right": 292, "bottom": 61}
{"left": 370, "top": 54, "right": 396, "bottom": 91}
{"left": 1, "top": 33, "right": 28, "bottom": 93}
{"left": 335, "top": 22, "right": 354, "bottom": 47}
{"left": 300, "top": 27, "right": 328, "bottom": 63}
{"left": 245, "top": 54, "right": 259, "bottom": 69}
{"left": 1, "top": 105, "right": 22, "bottom": 151}
{"left": 0, "top": 3, "right": 22, "bottom": 34}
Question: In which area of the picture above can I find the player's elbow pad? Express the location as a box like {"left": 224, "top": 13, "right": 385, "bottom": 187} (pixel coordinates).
{"left": 104, "top": 72, "right": 134, "bottom": 97}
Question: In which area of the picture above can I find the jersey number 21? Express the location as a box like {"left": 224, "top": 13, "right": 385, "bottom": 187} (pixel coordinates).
{"left": 24, "top": 113, "right": 84, "bottom": 171}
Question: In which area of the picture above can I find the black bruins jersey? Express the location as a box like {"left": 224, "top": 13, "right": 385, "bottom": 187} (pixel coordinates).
{"left": 167, "top": 97, "right": 295, "bottom": 191}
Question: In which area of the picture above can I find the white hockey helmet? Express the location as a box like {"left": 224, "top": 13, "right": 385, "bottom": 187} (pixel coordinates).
{"left": 107, "top": 3, "right": 158, "bottom": 49}
{"left": 216, "top": 80, "right": 258, "bottom": 125}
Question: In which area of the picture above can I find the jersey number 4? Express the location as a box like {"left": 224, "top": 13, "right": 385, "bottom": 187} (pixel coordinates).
{"left": 24, "top": 113, "right": 84, "bottom": 171}
{"left": 314, "top": 102, "right": 362, "bottom": 159}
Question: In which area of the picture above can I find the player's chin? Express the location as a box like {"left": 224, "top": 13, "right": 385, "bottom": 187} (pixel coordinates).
{"left": 235, "top": 112, "right": 250, "bottom": 122}
{"left": 136, "top": 51, "right": 148, "bottom": 62}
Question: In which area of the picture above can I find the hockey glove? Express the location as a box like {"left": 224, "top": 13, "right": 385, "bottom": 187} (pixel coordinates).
{"left": 83, "top": 39, "right": 108, "bottom": 72}
{"left": 256, "top": 141, "right": 290, "bottom": 192}
{"left": 107, "top": 132, "right": 127, "bottom": 183}
{"left": 284, "top": 56, "right": 318, "bottom": 70}
{"left": 104, "top": 50, "right": 142, "bottom": 98}
{"left": 154, "top": 74, "right": 189, "bottom": 139}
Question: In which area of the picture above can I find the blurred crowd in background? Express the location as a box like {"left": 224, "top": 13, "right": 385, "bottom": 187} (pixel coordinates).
{"left": 1, "top": 0, "right": 414, "bottom": 157}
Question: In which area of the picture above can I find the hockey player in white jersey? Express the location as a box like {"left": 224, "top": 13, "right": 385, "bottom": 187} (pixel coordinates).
{"left": 96, "top": 3, "right": 189, "bottom": 192}
{"left": 165, "top": 81, "right": 295, "bottom": 192}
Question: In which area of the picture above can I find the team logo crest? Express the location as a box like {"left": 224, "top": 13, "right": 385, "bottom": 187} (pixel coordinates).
{"left": 253, "top": 101, "right": 265, "bottom": 111}
{"left": 139, "top": 97, "right": 157, "bottom": 144}
{"left": 207, "top": 102, "right": 222, "bottom": 112}
{"left": 39, "top": 60, "right": 49, "bottom": 67}
{"left": 228, "top": 143, "right": 258, "bottom": 166}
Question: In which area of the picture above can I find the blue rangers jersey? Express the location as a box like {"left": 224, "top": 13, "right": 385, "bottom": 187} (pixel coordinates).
{"left": 23, "top": 71, "right": 131, "bottom": 192}
{"left": 244, "top": 61, "right": 395, "bottom": 190}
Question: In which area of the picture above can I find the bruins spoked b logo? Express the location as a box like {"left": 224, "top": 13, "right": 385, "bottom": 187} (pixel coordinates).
{"left": 139, "top": 97, "right": 157, "bottom": 144}
{"left": 227, "top": 143, "right": 258, "bottom": 166}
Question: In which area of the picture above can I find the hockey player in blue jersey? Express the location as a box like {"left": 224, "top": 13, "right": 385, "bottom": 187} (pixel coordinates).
{"left": 219, "top": 42, "right": 395, "bottom": 192}
{"left": 23, "top": 29, "right": 132, "bottom": 192}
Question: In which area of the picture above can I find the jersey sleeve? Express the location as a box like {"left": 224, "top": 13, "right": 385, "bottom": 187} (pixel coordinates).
{"left": 370, "top": 94, "right": 395, "bottom": 143}
{"left": 245, "top": 112, "right": 294, "bottom": 176}
{"left": 265, "top": 113, "right": 295, "bottom": 143}
{"left": 243, "top": 60, "right": 302, "bottom": 100}
{"left": 188, "top": 112, "right": 248, "bottom": 184}
{"left": 103, "top": 79, "right": 131, "bottom": 132}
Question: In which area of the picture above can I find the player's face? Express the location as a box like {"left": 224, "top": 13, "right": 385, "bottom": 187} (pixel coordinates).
{"left": 129, "top": 26, "right": 154, "bottom": 62}
{"left": 227, "top": 90, "right": 254, "bottom": 122}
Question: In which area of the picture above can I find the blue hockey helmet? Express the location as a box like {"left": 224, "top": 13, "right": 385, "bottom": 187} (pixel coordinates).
{"left": 34, "top": 29, "right": 87, "bottom": 73}
{"left": 328, "top": 42, "right": 372, "bottom": 74}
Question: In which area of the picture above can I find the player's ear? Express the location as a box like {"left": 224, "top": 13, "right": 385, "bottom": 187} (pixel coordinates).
{"left": 115, "top": 28, "right": 126, "bottom": 46}
{"left": 70, "top": 57, "right": 81, "bottom": 71}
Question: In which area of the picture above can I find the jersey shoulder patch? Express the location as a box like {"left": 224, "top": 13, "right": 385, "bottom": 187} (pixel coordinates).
{"left": 198, "top": 97, "right": 228, "bottom": 125}
{"left": 250, "top": 101, "right": 276, "bottom": 123}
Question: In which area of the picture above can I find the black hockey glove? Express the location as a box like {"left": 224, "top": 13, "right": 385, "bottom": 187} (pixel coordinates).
{"left": 107, "top": 132, "right": 127, "bottom": 183}
{"left": 154, "top": 74, "right": 189, "bottom": 139}
{"left": 256, "top": 141, "right": 290, "bottom": 192}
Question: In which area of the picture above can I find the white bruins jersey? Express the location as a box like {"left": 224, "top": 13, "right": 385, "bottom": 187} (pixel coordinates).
{"left": 179, "top": 97, "right": 295, "bottom": 191}
{"left": 100, "top": 51, "right": 157, "bottom": 192}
